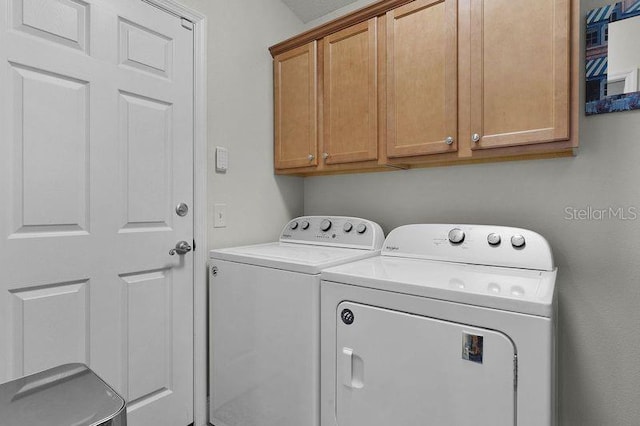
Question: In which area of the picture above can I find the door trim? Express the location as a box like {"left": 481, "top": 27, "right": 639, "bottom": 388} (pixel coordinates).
{"left": 137, "top": 1, "right": 207, "bottom": 425}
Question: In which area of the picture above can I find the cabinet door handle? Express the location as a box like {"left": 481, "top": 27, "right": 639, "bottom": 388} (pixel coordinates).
{"left": 472, "top": 133, "right": 481, "bottom": 143}
{"left": 308, "top": 154, "right": 315, "bottom": 161}
{"left": 322, "top": 152, "right": 329, "bottom": 160}
{"left": 445, "top": 136, "right": 454, "bottom": 145}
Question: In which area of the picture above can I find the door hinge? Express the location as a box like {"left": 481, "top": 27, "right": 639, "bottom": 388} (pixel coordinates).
{"left": 513, "top": 354, "right": 519, "bottom": 390}
{"left": 192, "top": 239, "right": 196, "bottom": 252}
{"left": 181, "top": 18, "right": 193, "bottom": 30}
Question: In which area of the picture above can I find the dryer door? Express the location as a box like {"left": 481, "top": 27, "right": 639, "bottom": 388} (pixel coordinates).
{"left": 336, "top": 302, "right": 516, "bottom": 426}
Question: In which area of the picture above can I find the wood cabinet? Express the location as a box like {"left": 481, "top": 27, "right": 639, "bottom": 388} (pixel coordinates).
{"left": 270, "top": 0, "right": 578, "bottom": 175}
{"left": 273, "top": 42, "right": 317, "bottom": 170}
{"left": 323, "top": 19, "right": 378, "bottom": 165}
{"left": 467, "top": 0, "right": 570, "bottom": 150}
{"left": 386, "top": 0, "right": 458, "bottom": 158}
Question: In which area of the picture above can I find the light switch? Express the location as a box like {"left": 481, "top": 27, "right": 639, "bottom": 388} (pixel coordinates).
{"left": 214, "top": 204, "right": 227, "bottom": 228}
{"left": 216, "top": 147, "right": 228, "bottom": 172}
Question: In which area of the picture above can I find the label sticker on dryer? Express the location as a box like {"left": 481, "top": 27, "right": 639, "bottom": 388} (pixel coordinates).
{"left": 462, "top": 333, "right": 484, "bottom": 364}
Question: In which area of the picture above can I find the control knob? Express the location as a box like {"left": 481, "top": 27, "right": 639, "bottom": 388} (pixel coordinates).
{"left": 511, "top": 235, "right": 526, "bottom": 248}
{"left": 356, "top": 223, "right": 367, "bottom": 234}
{"left": 289, "top": 221, "right": 298, "bottom": 230}
{"left": 487, "top": 233, "right": 501, "bottom": 246}
{"left": 301, "top": 220, "right": 310, "bottom": 230}
{"left": 448, "top": 228, "right": 465, "bottom": 244}
{"left": 320, "top": 219, "right": 332, "bottom": 232}
{"left": 343, "top": 222, "right": 353, "bottom": 233}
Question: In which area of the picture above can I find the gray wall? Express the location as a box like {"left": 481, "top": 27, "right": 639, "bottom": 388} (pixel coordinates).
{"left": 179, "top": 0, "right": 305, "bottom": 250}
{"left": 304, "top": 0, "right": 640, "bottom": 424}
{"left": 181, "top": 0, "right": 640, "bottom": 422}
{"left": 304, "top": 0, "right": 380, "bottom": 27}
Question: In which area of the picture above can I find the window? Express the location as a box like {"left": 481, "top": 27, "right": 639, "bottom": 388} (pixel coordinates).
{"left": 586, "top": 79, "right": 602, "bottom": 102}
{"left": 586, "top": 29, "right": 599, "bottom": 47}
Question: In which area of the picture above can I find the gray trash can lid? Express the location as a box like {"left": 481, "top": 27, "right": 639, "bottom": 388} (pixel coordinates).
{"left": 0, "top": 363, "right": 126, "bottom": 426}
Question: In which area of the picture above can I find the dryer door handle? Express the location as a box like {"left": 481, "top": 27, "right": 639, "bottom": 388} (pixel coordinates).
{"left": 342, "top": 347, "right": 364, "bottom": 389}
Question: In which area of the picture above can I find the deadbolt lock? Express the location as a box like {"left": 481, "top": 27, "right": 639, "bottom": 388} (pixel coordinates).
{"left": 176, "top": 203, "right": 189, "bottom": 217}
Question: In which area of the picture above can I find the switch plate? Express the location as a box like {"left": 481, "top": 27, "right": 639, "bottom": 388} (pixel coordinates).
{"left": 214, "top": 204, "right": 227, "bottom": 228}
{"left": 216, "top": 147, "right": 228, "bottom": 172}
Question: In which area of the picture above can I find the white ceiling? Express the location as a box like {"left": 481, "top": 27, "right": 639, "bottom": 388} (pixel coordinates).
{"left": 281, "top": 0, "right": 360, "bottom": 23}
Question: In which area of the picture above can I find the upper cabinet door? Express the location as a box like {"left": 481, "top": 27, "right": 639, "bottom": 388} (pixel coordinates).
{"left": 469, "top": 0, "right": 570, "bottom": 150}
{"left": 386, "top": 0, "right": 458, "bottom": 158}
{"left": 323, "top": 19, "right": 378, "bottom": 165}
{"left": 274, "top": 42, "right": 318, "bottom": 169}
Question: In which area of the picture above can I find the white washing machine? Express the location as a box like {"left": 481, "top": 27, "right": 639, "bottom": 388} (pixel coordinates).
{"left": 208, "top": 216, "right": 384, "bottom": 426}
{"left": 320, "top": 224, "right": 557, "bottom": 426}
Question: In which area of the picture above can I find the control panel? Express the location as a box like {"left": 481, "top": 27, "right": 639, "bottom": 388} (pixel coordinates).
{"left": 447, "top": 227, "right": 528, "bottom": 249}
{"left": 383, "top": 224, "right": 554, "bottom": 271}
{"left": 280, "top": 216, "right": 384, "bottom": 250}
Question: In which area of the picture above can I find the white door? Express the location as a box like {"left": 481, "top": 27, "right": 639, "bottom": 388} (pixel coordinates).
{"left": 0, "top": 1, "right": 194, "bottom": 425}
{"left": 336, "top": 302, "right": 515, "bottom": 426}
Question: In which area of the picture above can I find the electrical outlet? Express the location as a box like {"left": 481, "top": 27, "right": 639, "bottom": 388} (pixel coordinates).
{"left": 214, "top": 204, "right": 227, "bottom": 228}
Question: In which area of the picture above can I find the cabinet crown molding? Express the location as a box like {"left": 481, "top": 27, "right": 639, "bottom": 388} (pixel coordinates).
{"left": 269, "top": 0, "right": 414, "bottom": 57}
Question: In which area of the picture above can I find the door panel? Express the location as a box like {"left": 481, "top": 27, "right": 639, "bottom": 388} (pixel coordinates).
{"left": 386, "top": 0, "right": 458, "bottom": 158}
{"left": 323, "top": 19, "right": 378, "bottom": 165}
{"left": 336, "top": 302, "right": 515, "bottom": 426}
{"left": 469, "top": 0, "right": 570, "bottom": 149}
{"left": 122, "top": 269, "right": 173, "bottom": 404}
{"left": 12, "top": 0, "right": 89, "bottom": 52}
{"left": 9, "top": 63, "right": 89, "bottom": 236}
{"left": 10, "top": 280, "right": 89, "bottom": 376}
{"left": 119, "top": 18, "right": 173, "bottom": 79}
{"left": 0, "top": 1, "right": 194, "bottom": 425}
{"left": 118, "top": 91, "right": 174, "bottom": 230}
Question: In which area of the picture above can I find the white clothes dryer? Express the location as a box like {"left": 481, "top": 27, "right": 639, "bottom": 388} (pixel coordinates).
{"left": 209, "top": 216, "right": 384, "bottom": 426}
{"left": 320, "top": 224, "right": 557, "bottom": 426}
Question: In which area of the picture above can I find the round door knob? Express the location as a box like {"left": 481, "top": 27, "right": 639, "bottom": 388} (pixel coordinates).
{"left": 289, "top": 221, "right": 299, "bottom": 230}
{"left": 472, "top": 133, "right": 481, "bottom": 143}
{"left": 356, "top": 223, "right": 367, "bottom": 234}
{"left": 301, "top": 220, "right": 310, "bottom": 230}
{"left": 343, "top": 222, "right": 353, "bottom": 233}
{"left": 487, "top": 233, "right": 501, "bottom": 246}
{"left": 308, "top": 154, "right": 315, "bottom": 161}
{"left": 511, "top": 235, "right": 526, "bottom": 248}
{"left": 448, "top": 228, "right": 465, "bottom": 244}
{"left": 320, "top": 219, "right": 332, "bottom": 232}
{"left": 445, "top": 136, "right": 454, "bottom": 145}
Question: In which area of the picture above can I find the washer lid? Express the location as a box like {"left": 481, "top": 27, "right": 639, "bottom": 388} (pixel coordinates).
{"left": 321, "top": 256, "right": 557, "bottom": 317}
{"left": 210, "top": 242, "right": 381, "bottom": 274}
